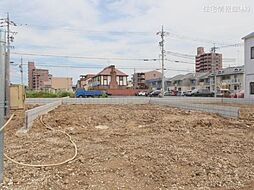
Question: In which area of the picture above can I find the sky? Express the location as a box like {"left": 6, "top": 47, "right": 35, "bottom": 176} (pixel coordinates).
{"left": 0, "top": 0, "right": 253, "bottom": 85}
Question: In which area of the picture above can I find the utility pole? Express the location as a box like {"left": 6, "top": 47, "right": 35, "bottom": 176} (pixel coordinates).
{"left": 5, "top": 13, "right": 10, "bottom": 115}
{"left": 19, "top": 57, "right": 24, "bottom": 85}
{"left": 0, "top": 13, "right": 16, "bottom": 115}
{"left": 133, "top": 68, "right": 137, "bottom": 89}
{"left": 157, "top": 26, "right": 168, "bottom": 97}
{"left": 0, "top": 29, "right": 6, "bottom": 184}
{"left": 211, "top": 44, "right": 217, "bottom": 98}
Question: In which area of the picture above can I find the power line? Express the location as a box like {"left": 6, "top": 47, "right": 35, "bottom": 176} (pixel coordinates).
{"left": 11, "top": 62, "right": 193, "bottom": 72}
{"left": 18, "top": 23, "right": 243, "bottom": 46}
{"left": 167, "top": 50, "right": 237, "bottom": 62}
{"left": 12, "top": 52, "right": 158, "bottom": 62}
{"left": 166, "top": 31, "right": 241, "bottom": 46}
{"left": 166, "top": 58, "right": 195, "bottom": 65}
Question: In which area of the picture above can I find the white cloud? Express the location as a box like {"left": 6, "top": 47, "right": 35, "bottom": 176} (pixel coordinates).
{"left": 0, "top": 0, "right": 253, "bottom": 83}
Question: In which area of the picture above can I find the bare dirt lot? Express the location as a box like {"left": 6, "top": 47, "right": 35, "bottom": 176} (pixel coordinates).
{"left": 2, "top": 104, "right": 254, "bottom": 190}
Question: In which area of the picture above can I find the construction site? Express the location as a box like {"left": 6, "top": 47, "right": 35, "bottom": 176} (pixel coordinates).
{"left": 0, "top": 97, "right": 253, "bottom": 190}
{"left": 0, "top": 2, "right": 254, "bottom": 189}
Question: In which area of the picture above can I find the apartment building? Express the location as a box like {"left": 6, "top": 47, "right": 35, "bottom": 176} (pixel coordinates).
{"left": 133, "top": 70, "right": 162, "bottom": 89}
{"left": 195, "top": 47, "right": 222, "bottom": 73}
{"left": 28, "top": 62, "right": 73, "bottom": 91}
{"left": 28, "top": 62, "right": 50, "bottom": 90}
{"left": 166, "top": 72, "right": 210, "bottom": 92}
{"left": 77, "top": 74, "right": 95, "bottom": 90}
{"left": 242, "top": 32, "right": 254, "bottom": 99}
{"left": 211, "top": 66, "right": 244, "bottom": 92}
{"left": 51, "top": 77, "right": 73, "bottom": 92}
{"left": 164, "top": 66, "right": 244, "bottom": 93}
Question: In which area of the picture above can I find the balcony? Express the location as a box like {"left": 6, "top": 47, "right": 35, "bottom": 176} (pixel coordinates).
{"left": 224, "top": 79, "right": 241, "bottom": 84}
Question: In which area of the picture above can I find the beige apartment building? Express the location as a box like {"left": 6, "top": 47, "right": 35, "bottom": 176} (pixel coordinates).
{"left": 28, "top": 62, "right": 73, "bottom": 91}
{"left": 133, "top": 70, "right": 162, "bottom": 89}
{"left": 28, "top": 62, "right": 51, "bottom": 90}
{"left": 195, "top": 47, "right": 222, "bottom": 73}
{"left": 50, "top": 77, "right": 73, "bottom": 92}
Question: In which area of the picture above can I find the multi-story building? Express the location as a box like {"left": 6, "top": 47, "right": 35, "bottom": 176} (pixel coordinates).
{"left": 51, "top": 77, "right": 73, "bottom": 92}
{"left": 195, "top": 47, "right": 222, "bottom": 73}
{"left": 28, "top": 62, "right": 73, "bottom": 91}
{"left": 166, "top": 72, "right": 210, "bottom": 92}
{"left": 90, "top": 65, "right": 128, "bottom": 90}
{"left": 28, "top": 62, "right": 50, "bottom": 90}
{"left": 242, "top": 32, "right": 254, "bottom": 99}
{"left": 133, "top": 70, "right": 162, "bottom": 89}
{"left": 164, "top": 66, "right": 244, "bottom": 93}
{"left": 77, "top": 74, "right": 95, "bottom": 90}
{"left": 211, "top": 66, "right": 244, "bottom": 92}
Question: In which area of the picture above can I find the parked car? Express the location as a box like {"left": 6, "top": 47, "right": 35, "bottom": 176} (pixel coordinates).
{"left": 231, "top": 90, "right": 244, "bottom": 98}
{"left": 137, "top": 91, "right": 147, "bottom": 96}
{"left": 181, "top": 91, "right": 188, "bottom": 96}
{"left": 164, "top": 90, "right": 177, "bottom": 96}
{"left": 164, "top": 91, "right": 171, "bottom": 96}
{"left": 177, "top": 91, "right": 187, "bottom": 96}
{"left": 185, "top": 90, "right": 193, "bottom": 96}
{"left": 148, "top": 90, "right": 161, "bottom": 97}
{"left": 216, "top": 89, "right": 231, "bottom": 98}
{"left": 190, "top": 89, "right": 214, "bottom": 97}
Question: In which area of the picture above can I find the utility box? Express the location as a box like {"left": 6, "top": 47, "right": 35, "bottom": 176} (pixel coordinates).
{"left": 10, "top": 84, "right": 25, "bottom": 110}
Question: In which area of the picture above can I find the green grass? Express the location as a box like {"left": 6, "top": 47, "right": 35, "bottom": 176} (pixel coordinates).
{"left": 26, "top": 91, "right": 74, "bottom": 98}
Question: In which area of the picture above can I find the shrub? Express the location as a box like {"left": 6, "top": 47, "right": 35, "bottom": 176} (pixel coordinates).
{"left": 26, "top": 91, "right": 74, "bottom": 98}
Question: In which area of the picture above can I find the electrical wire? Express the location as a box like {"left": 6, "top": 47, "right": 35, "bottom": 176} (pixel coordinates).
{"left": 11, "top": 62, "right": 193, "bottom": 72}
{"left": 0, "top": 114, "right": 14, "bottom": 132}
{"left": 166, "top": 50, "right": 237, "bottom": 63}
{"left": 12, "top": 52, "right": 158, "bottom": 62}
{"left": 3, "top": 115, "right": 78, "bottom": 167}
{"left": 17, "top": 24, "right": 242, "bottom": 46}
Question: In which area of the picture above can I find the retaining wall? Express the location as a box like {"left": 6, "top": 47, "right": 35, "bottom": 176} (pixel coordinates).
{"left": 24, "top": 100, "right": 63, "bottom": 130}
{"left": 26, "top": 97, "right": 254, "bottom": 105}
{"left": 150, "top": 99, "right": 240, "bottom": 118}
{"left": 64, "top": 98, "right": 150, "bottom": 105}
{"left": 25, "top": 97, "right": 242, "bottom": 121}
{"left": 25, "top": 98, "right": 66, "bottom": 105}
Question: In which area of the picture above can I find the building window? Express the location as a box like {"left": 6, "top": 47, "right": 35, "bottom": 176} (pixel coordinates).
{"left": 250, "top": 82, "right": 254, "bottom": 94}
{"left": 251, "top": 47, "right": 254, "bottom": 59}
{"left": 119, "top": 76, "right": 124, "bottom": 86}
{"left": 103, "top": 76, "right": 108, "bottom": 86}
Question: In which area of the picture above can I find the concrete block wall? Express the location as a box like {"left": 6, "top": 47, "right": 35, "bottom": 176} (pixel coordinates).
{"left": 24, "top": 100, "right": 63, "bottom": 130}
{"left": 64, "top": 98, "right": 150, "bottom": 105}
{"left": 150, "top": 99, "right": 240, "bottom": 118}
{"left": 24, "top": 97, "right": 242, "bottom": 130}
